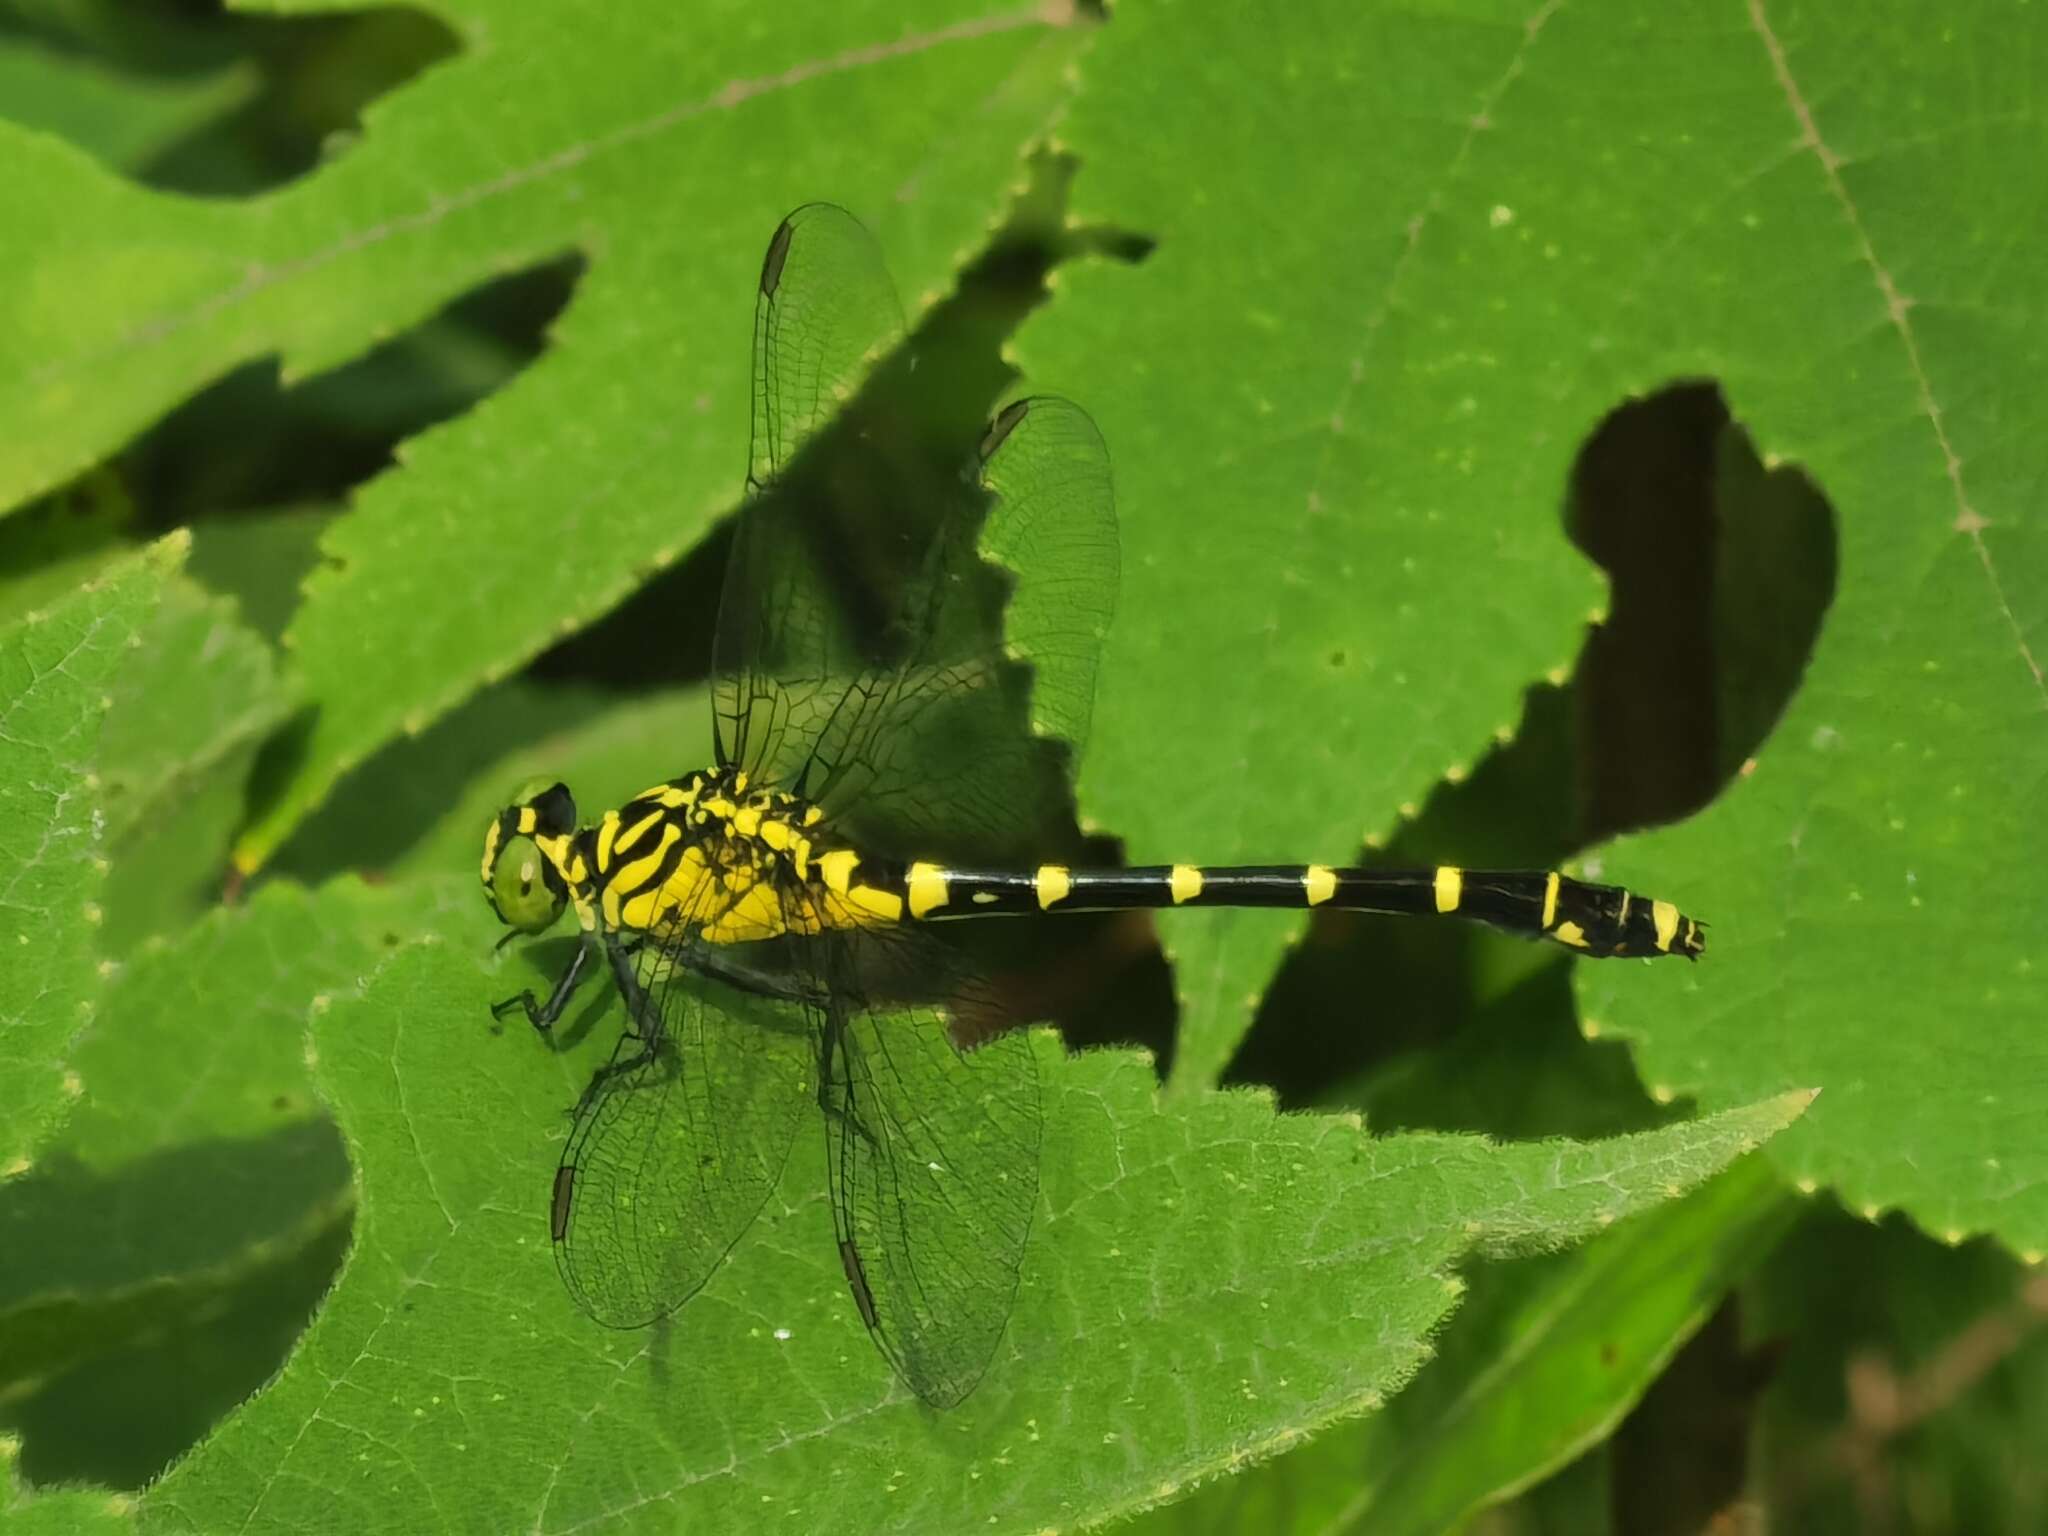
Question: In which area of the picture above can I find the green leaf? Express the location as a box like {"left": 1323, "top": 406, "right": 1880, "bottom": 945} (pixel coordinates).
{"left": 89, "top": 565, "right": 295, "bottom": 952}
{"left": 136, "top": 914, "right": 1807, "bottom": 1532}
{"left": 0, "top": 535, "right": 179, "bottom": 1170}
{"left": 0, "top": 0, "right": 1089, "bottom": 871}
{"left": 275, "top": 679, "right": 710, "bottom": 886}
{"left": 0, "top": 878, "right": 479, "bottom": 1486}
{"left": 1126, "top": 1155, "right": 1799, "bottom": 1536}
{"left": 0, "top": 469, "right": 138, "bottom": 630}
{"left": 98, "top": 568, "right": 292, "bottom": 845}
{"left": 180, "top": 503, "right": 335, "bottom": 646}
{"left": 0, "top": 1455, "right": 135, "bottom": 1536}
{"left": 0, "top": 25, "right": 257, "bottom": 178}
{"left": 1017, "top": 1, "right": 2048, "bottom": 1261}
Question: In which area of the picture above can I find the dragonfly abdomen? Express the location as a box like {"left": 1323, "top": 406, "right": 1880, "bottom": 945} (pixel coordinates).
{"left": 879, "top": 860, "right": 1703, "bottom": 959}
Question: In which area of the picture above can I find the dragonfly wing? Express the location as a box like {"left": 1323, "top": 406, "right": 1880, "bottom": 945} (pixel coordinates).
{"left": 552, "top": 925, "right": 810, "bottom": 1328}
{"left": 810, "top": 921, "right": 1042, "bottom": 1406}
{"left": 817, "top": 394, "right": 1118, "bottom": 862}
{"left": 714, "top": 203, "right": 905, "bottom": 780}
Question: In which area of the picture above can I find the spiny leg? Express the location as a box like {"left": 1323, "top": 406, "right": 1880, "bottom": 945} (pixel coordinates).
{"left": 492, "top": 933, "right": 595, "bottom": 1034}
{"left": 567, "top": 938, "right": 671, "bottom": 1114}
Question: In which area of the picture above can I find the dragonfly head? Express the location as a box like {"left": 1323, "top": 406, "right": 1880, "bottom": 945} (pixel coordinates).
{"left": 481, "top": 778, "right": 578, "bottom": 934}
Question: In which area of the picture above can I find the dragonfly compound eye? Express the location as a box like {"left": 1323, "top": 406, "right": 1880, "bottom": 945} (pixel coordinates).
{"left": 489, "top": 834, "right": 566, "bottom": 934}
{"left": 508, "top": 777, "right": 577, "bottom": 834}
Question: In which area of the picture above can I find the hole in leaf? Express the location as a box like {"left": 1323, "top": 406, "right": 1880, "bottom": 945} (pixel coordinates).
{"left": 0, "top": 1122, "right": 352, "bottom": 1489}
{"left": 1, "top": 251, "right": 584, "bottom": 642}
{"left": 1225, "top": 383, "right": 1836, "bottom": 1122}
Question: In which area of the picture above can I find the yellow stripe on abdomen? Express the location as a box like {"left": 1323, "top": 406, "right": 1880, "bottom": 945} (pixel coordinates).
{"left": 1433, "top": 866, "right": 1463, "bottom": 914}
{"left": 1651, "top": 899, "right": 1680, "bottom": 952}
{"left": 907, "top": 862, "right": 950, "bottom": 918}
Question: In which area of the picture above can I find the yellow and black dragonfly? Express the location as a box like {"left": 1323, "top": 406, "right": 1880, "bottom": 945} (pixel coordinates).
{"left": 481, "top": 204, "right": 1703, "bottom": 1409}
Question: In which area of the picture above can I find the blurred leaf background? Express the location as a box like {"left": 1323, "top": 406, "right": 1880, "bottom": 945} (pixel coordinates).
{"left": 1, "top": 1, "right": 2042, "bottom": 1533}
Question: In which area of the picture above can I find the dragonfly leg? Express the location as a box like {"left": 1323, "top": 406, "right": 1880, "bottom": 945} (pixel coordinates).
{"left": 491, "top": 933, "right": 594, "bottom": 1035}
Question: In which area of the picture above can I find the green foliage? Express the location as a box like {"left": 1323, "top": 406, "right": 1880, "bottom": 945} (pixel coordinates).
{"left": 0, "top": 0, "right": 1086, "bottom": 872}
{"left": 1125, "top": 1156, "right": 1800, "bottom": 1536}
{"left": 0, "top": 537, "right": 179, "bottom": 1170}
{"left": 0, "top": 0, "right": 2040, "bottom": 1531}
{"left": 142, "top": 923, "right": 1804, "bottom": 1533}
{"left": 1020, "top": 0, "right": 2048, "bottom": 1251}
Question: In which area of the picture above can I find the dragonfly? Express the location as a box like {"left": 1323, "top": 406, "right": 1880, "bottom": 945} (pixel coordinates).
{"left": 480, "top": 203, "right": 1704, "bottom": 1409}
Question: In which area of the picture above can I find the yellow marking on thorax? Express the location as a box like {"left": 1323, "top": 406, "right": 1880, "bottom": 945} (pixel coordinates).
{"left": 611, "top": 809, "right": 665, "bottom": 861}
{"left": 696, "top": 876, "right": 795, "bottom": 943}
{"left": 1433, "top": 866, "right": 1463, "bottom": 914}
{"left": 972, "top": 891, "right": 999, "bottom": 905}
{"left": 515, "top": 807, "right": 538, "bottom": 835}
{"left": 758, "top": 818, "right": 794, "bottom": 852}
{"left": 534, "top": 831, "right": 573, "bottom": 873}
{"left": 1617, "top": 890, "right": 1632, "bottom": 926}
{"left": 1651, "top": 900, "right": 1680, "bottom": 952}
{"left": 818, "top": 848, "right": 860, "bottom": 895}
{"left": 1170, "top": 865, "right": 1203, "bottom": 904}
{"left": 1541, "top": 872, "right": 1560, "bottom": 930}
{"left": 907, "top": 862, "right": 950, "bottom": 918}
{"left": 619, "top": 844, "right": 714, "bottom": 933}
{"left": 1553, "top": 920, "right": 1590, "bottom": 950}
{"left": 607, "top": 822, "right": 680, "bottom": 924}
{"left": 653, "top": 783, "right": 692, "bottom": 809}
{"left": 595, "top": 813, "right": 621, "bottom": 869}
{"left": 1304, "top": 866, "right": 1337, "bottom": 906}
{"left": 802, "top": 805, "right": 823, "bottom": 826}
{"left": 1035, "top": 865, "right": 1071, "bottom": 909}
{"left": 732, "top": 805, "right": 763, "bottom": 838}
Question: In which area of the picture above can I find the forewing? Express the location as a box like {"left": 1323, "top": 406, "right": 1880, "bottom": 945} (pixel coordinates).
{"left": 974, "top": 396, "right": 1119, "bottom": 763}
{"left": 812, "top": 925, "right": 1043, "bottom": 1407}
{"left": 714, "top": 203, "right": 905, "bottom": 777}
{"left": 553, "top": 930, "right": 810, "bottom": 1329}
{"left": 817, "top": 395, "right": 1119, "bottom": 862}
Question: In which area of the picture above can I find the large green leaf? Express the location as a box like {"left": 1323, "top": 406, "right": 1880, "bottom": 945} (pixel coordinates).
{"left": 0, "top": 536, "right": 179, "bottom": 1171}
{"left": 98, "top": 577, "right": 282, "bottom": 843}
{"left": 127, "top": 901, "right": 1802, "bottom": 1532}
{"left": 0, "top": 876, "right": 498, "bottom": 1490}
{"left": 0, "top": 24, "right": 257, "bottom": 179}
{"left": 0, "top": 0, "right": 1087, "bottom": 871}
{"left": 1125, "top": 1156, "right": 1798, "bottom": 1536}
{"left": 1016, "top": 1, "right": 2048, "bottom": 1258}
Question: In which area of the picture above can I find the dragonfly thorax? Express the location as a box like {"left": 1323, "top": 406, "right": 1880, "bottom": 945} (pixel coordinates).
{"left": 484, "top": 766, "right": 864, "bottom": 945}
